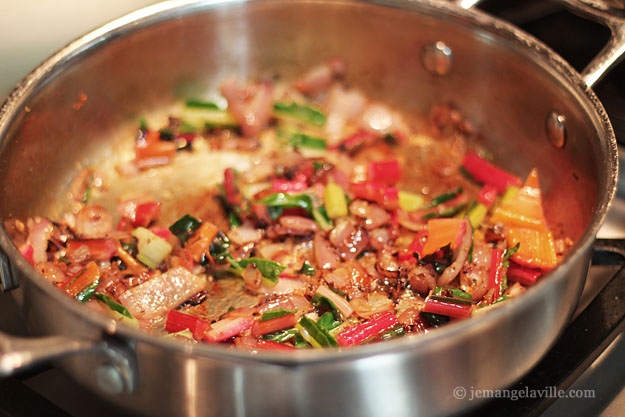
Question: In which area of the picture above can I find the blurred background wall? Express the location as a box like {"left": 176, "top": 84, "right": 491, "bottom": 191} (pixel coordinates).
{"left": 0, "top": 0, "right": 161, "bottom": 98}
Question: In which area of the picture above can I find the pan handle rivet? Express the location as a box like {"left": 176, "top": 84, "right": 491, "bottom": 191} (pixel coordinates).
{"left": 422, "top": 41, "right": 453, "bottom": 76}
{"left": 546, "top": 111, "right": 567, "bottom": 149}
{"left": 97, "top": 364, "right": 126, "bottom": 395}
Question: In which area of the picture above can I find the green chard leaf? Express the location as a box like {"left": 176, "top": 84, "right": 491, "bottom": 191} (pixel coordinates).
{"left": 297, "top": 260, "right": 316, "bottom": 276}
{"left": 76, "top": 279, "right": 100, "bottom": 303}
{"left": 273, "top": 102, "right": 326, "bottom": 126}
{"left": 185, "top": 99, "right": 221, "bottom": 109}
{"left": 229, "top": 257, "right": 286, "bottom": 285}
{"left": 169, "top": 214, "right": 202, "bottom": 246}
{"left": 260, "top": 308, "right": 297, "bottom": 322}
{"left": 257, "top": 193, "right": 333, "bottom": 230}
{"left": 262, "top": 328, "right": 299, "bottom": 343}
{"left": 290, "top": 133, "right": 327, "bottom": 150}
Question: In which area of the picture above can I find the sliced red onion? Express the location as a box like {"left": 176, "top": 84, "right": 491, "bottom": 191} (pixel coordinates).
{"left": 241, "top": 263, "right": 263, "bottom": 292}
{"left": 257, "top": 297, "right": 296, "bottom": 314}
{"left": 26, "top": 217, "right": 54, "bottom": 264}
{"left": 329, "top": 218, "right": 355, "bottom": 247}
{"left": 460, "top": 242, "right": 492, "bottom": 299}
{"left": 322, "top": 269, "right": 350, "bottom": 290}
{"left": 438, "top": 218, "right": 472, "bottom": 286}
{"left": 279, "top": 216, "right": 319, "bottom": 233}
{"left": 396, "top": 210, "right": 427, "bottom": 232}
{"left": 377, "top": 249, "right": 400, "bottom": 278}
{"left": 221, "top": 78, "right": 274, "bottom": 138}
{"left": 294, "top": 58, "right": 345, "bottom": 96}
{"left": 259, "top": 277, "right": 307, "bottom": 295}
{"left": 316, "top": 285, "right": 353, "bottom": 318}
{"left": 228, "top": 225, "right": 263, "bottom": 246}
{"left": 324, "top": 86, "right": 366, "bottom": 143}
{"left": 204, "top": 317, "right": 254, "bottom": 343}
{"left": 314, "top": 233, "right": 340, "bottom": 270}
{"left": 349, "top": 200, "right": 391, "bottom": 230}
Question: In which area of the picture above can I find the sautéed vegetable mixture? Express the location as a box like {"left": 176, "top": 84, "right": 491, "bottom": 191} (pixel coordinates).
{"left": 9, "top": 60, "right": 572, "bottom": 350}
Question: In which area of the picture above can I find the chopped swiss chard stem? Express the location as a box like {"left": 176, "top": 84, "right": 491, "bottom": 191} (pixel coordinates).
{"left": 262, "top": 328, "right": 299, "bottom": 343}
{"left": 185, "top": 99, "right": 221, "bottom": 109}
{"left": 63, "top": 267, "right": 87, "bottom": 290}
{"left": 427, "top": 187, "right": 463, "bottom": 208}
{"left": 312, "top": 293, "right": 340, "bottom": 319}
{"left": 260, "top": 308, "right": 297, "bottom": 322}
{"left": 290, "top": 133, "right": 327, "bottom": 150}
{"left": 229, "top": 257, "right": 286, "bottom": 284}
{"left": 274, "top": 102, "right": 326, "bottom": 126}
{"left": 318, "top": 311, "right": 342, "bottom": 332}
{"left": 335, "top": 312, "right": 399, "bottom": 347}
{"left": 422, "top": 296, "right": 472, "bottom": 318}
{"left": 298, "top": 316, "right": 338, "bottom": 348}
{"left": 379, "top": 324, "right": 406, "bottom": 341}
{"left": 228, "top": 212, "right": 242, "bottom": 228}
{"left": 421, "top": 202, "right": 469, "bottom": 220}
{"left": 432, "top": 286, "right": 473, "bottom": 301}
{"left": 503, "top": 242, "right": 520, "bottom": 261}
{"left": 420, "top": 312, "right": 449, "bottom": 326}
{"left": 81, "top": 173, "right": 94, "bottom": 204}
{"left": 257, "top": 192, "right": 333, "bottom": 230}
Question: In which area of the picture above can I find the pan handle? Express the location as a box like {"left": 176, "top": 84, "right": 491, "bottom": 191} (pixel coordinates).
{"left": 0, "top": 332, "right": 96, "bottom": 377}
{"left": 556, "top": 0, "right": 625, "bottom": 88}
{"left": 450, "top": 0, "right": 625, "bottom": 88}
{"left": 0, "top": 331, "right": 137, "bottom": 395}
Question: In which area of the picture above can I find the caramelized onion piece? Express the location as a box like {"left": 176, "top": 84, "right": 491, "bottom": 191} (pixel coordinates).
{"left": 36, "top": 261, "right": 66, "bottom": 285}
{"left": 242, "top": 264, "right": 263, "bottom": 292}
{"left": 407, "top": 265, "right": 437, "bottom": 296}
{"left": 330, "top": 219, "right": 369, "bottom": 260}
{"left": 74, "top": 205, "right": 113, "bottom": 239}
{"left": 350, "top": 292, "right": 394, "bottom": 319}
{"left": 369, "top": 228, "right": 391, "bottom": 251}
{"left": 314, "top": 233, "right": 340, "bottom": 270}
{"left": 324, "top": 86, "right": 366, "bottom": 142}
{"left": 279, "top": 216, "right": 319, "bottom": 233}
{"left": 377, "top": 249, "right": 400, "bottom": 278}
{"left": 349, "top": 200, "right": 391, "bottom": 230}
{"left": 228, "top": 225, "right": 263, "bottom": 246}
{"left": 460, "top": 242, "right": 492, "bottom": 300}
{"left": 324, "top": 261, "right": 371, "bottom": 299}
{"left": 259, "top": 277, "right": 307, "bottom": 295}
{"left": 221, "top": 77, "right": 274, "bottom": 138}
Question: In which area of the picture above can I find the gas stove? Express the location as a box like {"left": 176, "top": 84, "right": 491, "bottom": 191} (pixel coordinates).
{"left": 1, "top": 1, "right": 625, "bottom": 416}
